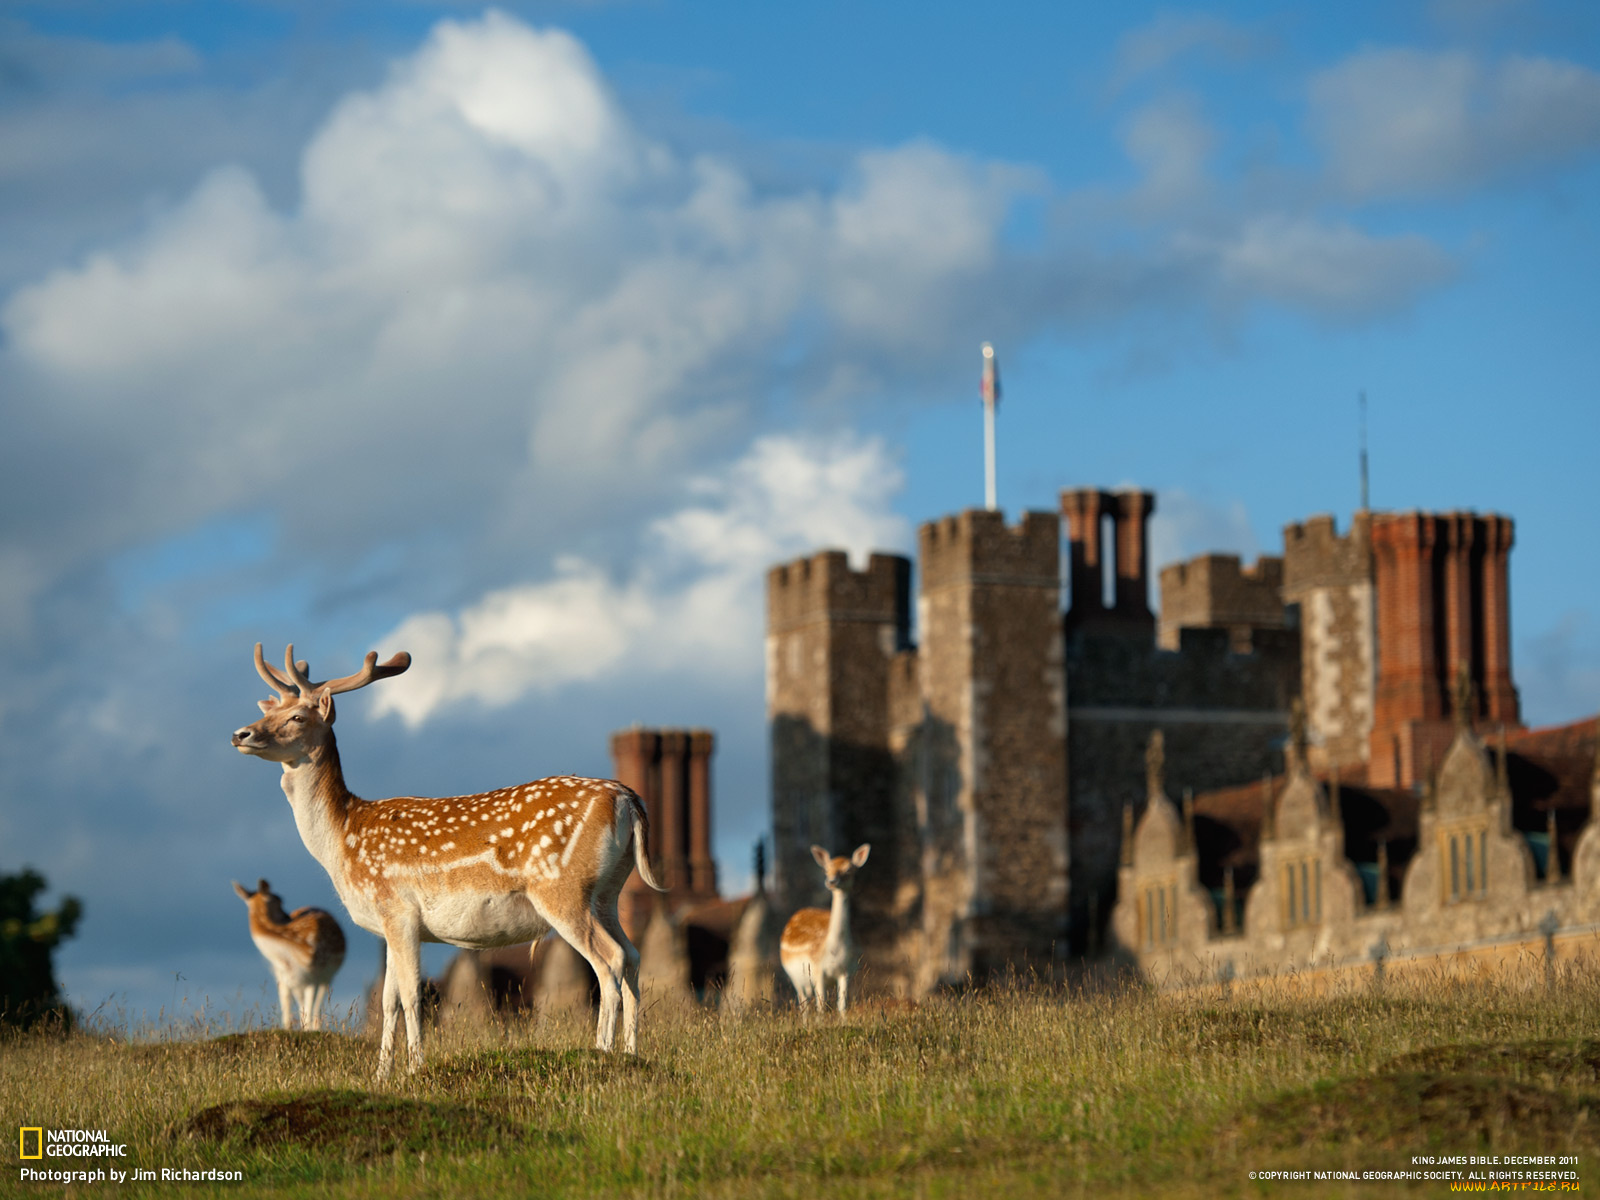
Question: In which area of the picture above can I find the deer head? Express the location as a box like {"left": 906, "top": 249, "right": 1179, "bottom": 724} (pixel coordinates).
{"left": 811, "top": 843, "right": 870, "bottom": 893}
{"left": 231, "top": 643, "right": 410, "bottom": 762}
{"left": 232, "top": 877, "right": 289, "bottom": 923}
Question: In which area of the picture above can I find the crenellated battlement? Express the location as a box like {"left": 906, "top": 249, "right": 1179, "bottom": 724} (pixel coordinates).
{"left": 1158, "top": 553, "right": 1285, "bottom": 652}
{"left": 767, "top": 550, "right": 911, "bottom": 638}
{"left": 919, "top": 509, "right": 1060, "bottom": 592}
{"left": 1283, "top": 512, "right": 1372, "bottom": 596}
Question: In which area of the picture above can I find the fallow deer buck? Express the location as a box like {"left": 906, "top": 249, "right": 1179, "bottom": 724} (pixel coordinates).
{"left": 232, "top": 878, "right": 346, "bottom": 1031}
{"left": 780, "top": 844, "right": 869, "bottom": 1013}
{"left": 232, "top": 644, "right": 664, "bottom": 1077}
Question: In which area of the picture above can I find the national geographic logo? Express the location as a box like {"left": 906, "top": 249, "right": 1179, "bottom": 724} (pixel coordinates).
{"left": 15, "top": 1127, "right": 127, "bottom": 1158}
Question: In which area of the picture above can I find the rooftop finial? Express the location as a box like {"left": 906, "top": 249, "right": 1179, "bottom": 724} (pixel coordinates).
{"left": 1287, "top": 697, "right": 1309, "bottom": 776}
{"left": 1453, "top": 663, "right": 1474, "bottom": 732}
{"left": 1146, "top": 729, "right": 1166, "bottom": 801}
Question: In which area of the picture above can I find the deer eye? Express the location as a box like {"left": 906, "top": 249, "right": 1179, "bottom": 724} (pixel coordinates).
{"left": 287, "top": 714, "right": 305, "bottom": 724}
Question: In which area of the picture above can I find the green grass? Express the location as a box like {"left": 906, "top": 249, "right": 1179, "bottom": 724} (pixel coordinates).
{"left": 5, "top": 968, "right": 1598, "bottom": 1198}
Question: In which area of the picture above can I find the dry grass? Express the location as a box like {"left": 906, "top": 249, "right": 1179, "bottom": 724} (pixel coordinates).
{"left": 5, "top": 966, "right": 1599, "bottom": 1198}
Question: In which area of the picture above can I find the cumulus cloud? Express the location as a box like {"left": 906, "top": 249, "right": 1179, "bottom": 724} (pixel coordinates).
{"left": 368, "top": 432, "right": 909, "bottom": 726}
{"left": 1310, "top": 48, "right": 1600, "bottom": 198}
{"left": 0, "top": 21, "right": 348, "bottom": 294}
{"left": 0, "top": 12, "right": 1019, "bottom": 620}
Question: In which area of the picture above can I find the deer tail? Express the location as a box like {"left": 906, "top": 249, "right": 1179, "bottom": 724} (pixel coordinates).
{"left": 626, "top": 792, "right": 667, "bottom": 892}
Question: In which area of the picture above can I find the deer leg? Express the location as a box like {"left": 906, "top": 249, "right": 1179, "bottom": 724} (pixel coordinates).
{"left": 547, "top": 909, "right": 625, "bottom": 1053}
{"left": 815, "top": 967, "right": 827, "bottom": 1015}
{"left": 277, "top": 979, "right": 294, "bottom": 1031}
{"left": 782, "top": 961, "right": 809, "bottom": 1013}
{"left": 378, "top": 923, "right": 426, "bottom": 1079}
{"left": 377, "top": 945, "right": 401, "bottom": 1078}
{"left": 596, "top": 905, "right": 641, "bottom": 1055}
{"left": 388, "top": 925, "right": 426, "bottom": 1074}
{"left": 836, "top": 972, "right": 850, "bottom": 1014}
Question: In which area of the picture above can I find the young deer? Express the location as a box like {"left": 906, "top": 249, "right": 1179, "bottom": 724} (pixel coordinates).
{"left": 232, "top": 878, "right": 346, "bottom": 1031}
{"left": 780, "top": 844, "right": 869, "bottom": 1013}
{"left": 231, "top": 644, "right": 664, "bottom": 1076}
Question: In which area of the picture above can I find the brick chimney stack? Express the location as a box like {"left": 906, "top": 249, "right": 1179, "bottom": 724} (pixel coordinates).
{"left": 1062, "top": 487, "right": 1156, "bottom": 635}
{"left": 610, "top": 726, "right": 719, "bottom": 939}
{"left": 1367, "top": 511, "right": 1520, "bottom": 788}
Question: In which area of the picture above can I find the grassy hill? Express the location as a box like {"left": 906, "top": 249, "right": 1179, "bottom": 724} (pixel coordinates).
{"left": 6, "top": 966, "right": 1596, "bottom": 1197}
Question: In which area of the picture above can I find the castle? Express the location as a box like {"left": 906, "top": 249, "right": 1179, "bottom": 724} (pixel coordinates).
{"left": 767, "top": 490, "right": 1599, "bottom": 993}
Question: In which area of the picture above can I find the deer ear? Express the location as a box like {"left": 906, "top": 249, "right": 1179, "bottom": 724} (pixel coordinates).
{"left": 317, "top": 690, "right": 336, "bottom": 722}
{"left": 257, "top": 878, "right": 270, "bottom": 894}
{"left": 232, "top": 881, "right": 250, "bottom": 901}
{"left": 851, "top": 844, "right": 871, "bottom": 867}
{"left": 810, "top": 845, "right": 830, "bottom": 867}
{"left": 257, "top": 699, "right": 274, "bottom": 713}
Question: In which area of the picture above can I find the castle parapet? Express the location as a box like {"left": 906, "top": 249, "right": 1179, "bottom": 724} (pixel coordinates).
{"left": 1283, "top": 512, "right": 1372, "bottom": 595}
{"left": 919, "top": 509, "right": 1060, "bottom": 592}
{"left": 1158, "top": 553, "right": 1286, "bottom": 652}
{"left": 767, "top": 550, "right": 911, "bottom": 643}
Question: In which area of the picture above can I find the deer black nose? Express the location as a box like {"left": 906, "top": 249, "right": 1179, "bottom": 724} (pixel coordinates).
{"left": 232, "top": 729, "right": 252, "bottom": 746}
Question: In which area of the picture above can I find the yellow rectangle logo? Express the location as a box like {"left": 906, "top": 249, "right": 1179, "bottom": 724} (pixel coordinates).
{"left": 20, "top": 1127, "right": 43, "bottom": 1159}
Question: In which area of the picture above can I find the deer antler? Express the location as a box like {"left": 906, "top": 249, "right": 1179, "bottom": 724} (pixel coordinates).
{"left": 291, "top": 646, "right": 411, "bottom": 696}
{"left": 255, "top": 643, "right": 300, "bottom": 701}
{"left": 282, "top": 645, "right": 317, "bottom": 696}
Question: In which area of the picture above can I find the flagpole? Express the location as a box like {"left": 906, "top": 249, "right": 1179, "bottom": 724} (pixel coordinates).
{"left": 981, "top": 342, "right": 999, "bottom": 511}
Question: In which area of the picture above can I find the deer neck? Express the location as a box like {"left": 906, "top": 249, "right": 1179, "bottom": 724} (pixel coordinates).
{"left": 824, "top": 885, "right": 852, "bottom": 954}
{"left": 278, "top": 741, "right": 356, "bottom": 882}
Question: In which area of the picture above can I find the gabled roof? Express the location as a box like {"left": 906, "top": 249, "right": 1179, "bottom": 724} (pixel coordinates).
{"left": 1179, "top": 714, "right": 1597, "bottom": 899}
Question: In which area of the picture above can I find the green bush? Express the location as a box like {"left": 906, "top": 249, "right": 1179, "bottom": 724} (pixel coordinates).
{"left": 1, "top": 865, "right": 82, "bottom": 1029}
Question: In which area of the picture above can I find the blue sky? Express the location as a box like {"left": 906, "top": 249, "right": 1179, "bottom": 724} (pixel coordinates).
{"left": 2, "top": 0, "right": 1596, "bottom": 1025}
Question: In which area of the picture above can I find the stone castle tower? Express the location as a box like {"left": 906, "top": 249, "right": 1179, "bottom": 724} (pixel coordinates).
{"left": 767, "top": 515, "right": 1067, "bottom": 992}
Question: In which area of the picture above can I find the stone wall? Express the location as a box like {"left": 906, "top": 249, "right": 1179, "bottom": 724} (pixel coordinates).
{"left": 1157, "top": 553, "right": 1286, "bottom": 652}
{"left": 1066, "top": 624, "right": 1297, "bottom": 954}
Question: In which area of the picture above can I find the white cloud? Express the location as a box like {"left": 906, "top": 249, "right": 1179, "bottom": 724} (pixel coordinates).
{"left": 1205, "top": 214, "right": 1457, "bottom": 319}
{"left": 0, "top": 12, "right": 1014, "bottom": 606}
{"left": 0, "top": 11, "right": 1476, "bottom": 658}
{"left": 368, "top": 432, "right": 909, "bottom": 727}
{"left": 1121, "top": 94, "right": 1216, "bottom": 213}
{"left": 1310, "top": 48, "right": 1600, "bottom": 198}
{"left": 1149, "top": 488, "right": 1261, "bottom": 576}
{"left": 1109, "top": 13, "right": 1266, "bottom": 94}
